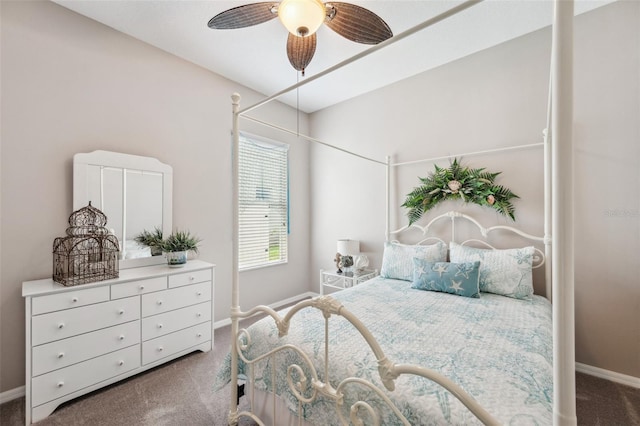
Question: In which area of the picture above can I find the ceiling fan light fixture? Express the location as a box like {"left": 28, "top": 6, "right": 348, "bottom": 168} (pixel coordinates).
{"left": 208, "top": 1, "right": 392, "bottom": 74}
{"left": 278, "top": 0, "right": 326, "bottom": 37}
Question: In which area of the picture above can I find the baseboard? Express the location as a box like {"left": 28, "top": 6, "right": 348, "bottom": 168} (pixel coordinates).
{"left": 576, "top": 362, "right": 640, "bottom": 389}
{"left": 0, "top": 385, "right": 24, "bottom": 404}
{"left": 213, "top": 292, "right": 317, "bottom": 330}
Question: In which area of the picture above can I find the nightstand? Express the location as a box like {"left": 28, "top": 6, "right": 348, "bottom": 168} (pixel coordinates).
{"left": 319, "top": 269, "right": 378, "bottom": 295}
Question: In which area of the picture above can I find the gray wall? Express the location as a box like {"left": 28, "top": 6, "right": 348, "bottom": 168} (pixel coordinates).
{"left": 310, "top": 1, "right": 639, "bottom": 379}
{"left": 0, "top": 0, "right": 310, "bottom": 393}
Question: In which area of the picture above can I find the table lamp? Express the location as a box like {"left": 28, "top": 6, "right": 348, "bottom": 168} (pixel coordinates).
{"left": 335, "top": 239, "right": 359, "bottom": 274}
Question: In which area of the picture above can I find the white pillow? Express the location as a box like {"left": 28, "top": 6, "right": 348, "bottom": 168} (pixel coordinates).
{"left": 380, "top": 241, "right": 447, "bottom": 281}
{"left": 449, "top": 242, "right": 534, "bottom": 299}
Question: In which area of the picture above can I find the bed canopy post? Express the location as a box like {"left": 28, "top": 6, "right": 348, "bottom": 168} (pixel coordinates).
{"left": 544, "top": 69, "right": 553, "bottom": 300}
{"left": 385, "top": 155, "right": 391, "bottom": 242}
{"left": 544, "top": 130, "right": 553, "bottom": 299}
{"left": 551, "top": 0, "right": 576, "bottom": 424}
{"left": 229, "top": 92, "right": 241, "bottom": 426}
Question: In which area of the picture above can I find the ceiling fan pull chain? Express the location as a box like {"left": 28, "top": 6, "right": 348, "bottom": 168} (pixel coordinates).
{"left": 296, "top": 72, "right": 300, "bottom": 136}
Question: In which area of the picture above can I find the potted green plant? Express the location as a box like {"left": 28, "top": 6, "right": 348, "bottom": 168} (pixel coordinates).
{"left": 134, "top": 227, "right": 164, "bottom": 256}
{"left": 160, "top": 230, "right": 201, "bottom": 267}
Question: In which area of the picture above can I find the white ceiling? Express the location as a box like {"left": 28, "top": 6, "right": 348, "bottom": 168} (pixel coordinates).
{"left": 52, "top": 0, "right": 614, "bottom": 113}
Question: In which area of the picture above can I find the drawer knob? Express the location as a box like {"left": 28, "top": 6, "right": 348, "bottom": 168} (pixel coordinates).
{"left": 189, "top": 276, "right": 195, "bottom": 281}
{"left": 196, "top": 333, "right": 202, "bottom": 338}
{"left": 139, "top": 285, "right": 145, "bottom": 290}
{"left": 196, "top": 292, "right": 202, "bottom": 296}
{"left": 58, "top": 323, "right": 65, "bottom": 329}
{"left": 57, "top": 381, "right": 64, "bottom": 388}
{"left": 157, "top": 323, "right": 163, "bottom": 329}
{"left": 158, "top": 346, "right": 164, "bottom": 352}
{"left": 119, "top": 335, "right": 125, "bottom": 341}
{"left": 157, "top": 300, "right": 163, "bottom": 306}
{"left": 72, "top": 297, "right": 78, "bottom": 303}
{"left": 196, "top": 313, "right": 202, "bottom": 318}
{"left": 57, "top": 352, "right": 65, "bottom": 359}
{"left": 118, "top": 309, "right": 125, "bottom": 315}
{"left": 118, "top": 360, "right": 125, "bottom": 366}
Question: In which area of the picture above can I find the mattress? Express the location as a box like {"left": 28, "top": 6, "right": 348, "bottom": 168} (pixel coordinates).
{"left": 216, "top": 276, "right": 553, "bottom": 425}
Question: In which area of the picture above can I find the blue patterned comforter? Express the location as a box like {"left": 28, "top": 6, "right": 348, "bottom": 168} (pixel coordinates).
{"left": 216, "top": 277, "right": 553, "bottom": 425}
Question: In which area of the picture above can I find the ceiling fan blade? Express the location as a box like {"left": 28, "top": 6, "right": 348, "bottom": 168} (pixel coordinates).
{"left": 208, "top": 2, "right": 277, "bottom": 30}
{"left": 325, "top": 2, "right": 393, "bottom": 45}
{"left": 287, "top": 33, "right": 317, "bottom": 75}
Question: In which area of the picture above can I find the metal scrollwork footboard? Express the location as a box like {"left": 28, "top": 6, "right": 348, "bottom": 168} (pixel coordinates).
{"left": 228, "top": 296, "right": 500, "bottom": 426}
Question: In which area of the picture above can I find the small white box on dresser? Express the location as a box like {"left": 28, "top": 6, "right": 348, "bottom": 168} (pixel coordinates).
{"left": 22, "top": 260, "right": 215, "bottom": 425}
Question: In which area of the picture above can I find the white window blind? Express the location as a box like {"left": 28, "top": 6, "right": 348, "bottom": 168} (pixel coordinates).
{"left": 238, "top": 133, "right": 289, "bottom": 270}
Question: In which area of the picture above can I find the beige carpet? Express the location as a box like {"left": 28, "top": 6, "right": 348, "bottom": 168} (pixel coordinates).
{"left": 1, "top": 332, "right": 234, "bottom": 425}
{"left": 576, "top": 372, "right": 640, "bottom": 425}
{"left": 0, "top": 312, "right": 264, "bottom": 426}
{"left": 2, "top": 320, "right": 639, "bottom": 425}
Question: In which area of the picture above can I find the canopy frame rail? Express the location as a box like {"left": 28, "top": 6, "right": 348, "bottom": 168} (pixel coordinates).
{"left": 390, "top": 142, "right": 543, "bottom": 167}
{"left": 239, "top": 114, "right": 386, "bottom": 165}
{"left": 238, "top": 0, "right": 485, "bottom": 116}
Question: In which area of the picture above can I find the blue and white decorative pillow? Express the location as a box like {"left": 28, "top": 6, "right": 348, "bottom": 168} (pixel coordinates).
{"left": 411, "top": 259, "right": 481, "bottom": 298}
{"left": 380, "top": 241, "right": 447, "bottom": 281}
{"left": 449, "top": 242, "right": 535, "bottom": 299}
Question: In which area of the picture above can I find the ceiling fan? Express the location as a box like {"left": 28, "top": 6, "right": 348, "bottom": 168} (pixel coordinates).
{"left": 208, "top": 0, "right": 393, "bottom": 75}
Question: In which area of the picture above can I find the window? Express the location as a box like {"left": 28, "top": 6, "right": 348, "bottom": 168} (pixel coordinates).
{"left": 238, "top": 133, "right": 289, "bottom": 270}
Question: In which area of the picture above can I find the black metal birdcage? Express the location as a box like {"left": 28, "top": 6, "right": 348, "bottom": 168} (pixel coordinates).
{"left": 53, "top": 202, "right": 120, "bottom": 286}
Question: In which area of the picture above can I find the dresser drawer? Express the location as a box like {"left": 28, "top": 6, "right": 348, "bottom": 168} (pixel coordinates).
{"left": 111, "top": 277, "right": 167, "bottom": 299}
{"left": 32, "top": 297, "right": 140, "bottom": 346}
{"left": 32, "top": 286, "right": 110, "bottom": 316}
{"left": 141, "top": 302, "right": 211, "bottom": 341}
{"left": 32, "top": 321, "right": 140, "bottom": 377}
{"left": 142, "top": 322, "right": 211, "bottom": 365}
{"left": 31, "top": 344, "right": 140, "bottom": 407}
{"left": 168, "top": 268, "right": 212, "bottom": 288}
{"left": 141, "top": 282, "right": 211, "bottom": 317}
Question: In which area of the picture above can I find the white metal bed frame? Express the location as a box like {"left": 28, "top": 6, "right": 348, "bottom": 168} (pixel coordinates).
{"left": 227, "top": 0, "right": 576, "bottom": 424}
{"left": 232, "top": 210, "right": 548, "bottom": 425}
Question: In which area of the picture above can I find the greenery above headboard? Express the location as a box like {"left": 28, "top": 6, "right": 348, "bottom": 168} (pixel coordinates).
{"left": 402, "top": 158, "right": 519, "bottom": 225}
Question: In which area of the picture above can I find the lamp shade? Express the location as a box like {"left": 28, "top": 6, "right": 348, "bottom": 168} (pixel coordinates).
{"left": 337, "top": 239, "right": 359, "bottom": 255}
{"left": 278, "top": 0, "right": 326, "bottom": 37}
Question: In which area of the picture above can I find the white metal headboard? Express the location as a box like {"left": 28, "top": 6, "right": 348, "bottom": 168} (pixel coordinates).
{"left": 390, "top": 210, "right": 550, "bottom": 286}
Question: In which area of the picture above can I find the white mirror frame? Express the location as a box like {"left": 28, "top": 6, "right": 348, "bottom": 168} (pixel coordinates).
{"left": 73, "top": 150, "right": 173, "bottom": 269}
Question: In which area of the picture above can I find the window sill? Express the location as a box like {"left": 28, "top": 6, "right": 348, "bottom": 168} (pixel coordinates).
{"left": 239, "top": 260, "right": 288, "bottom": 273}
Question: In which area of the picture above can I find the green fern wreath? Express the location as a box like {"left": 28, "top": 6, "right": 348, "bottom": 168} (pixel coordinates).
{"left": 402, "top": 158, "right": 519, "bottom": 225}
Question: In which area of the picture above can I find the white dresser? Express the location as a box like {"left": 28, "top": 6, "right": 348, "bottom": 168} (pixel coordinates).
{"left": 22, "top": 260, "right": 215, "bottom": 424}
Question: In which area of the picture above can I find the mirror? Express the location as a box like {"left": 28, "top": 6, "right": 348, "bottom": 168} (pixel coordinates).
{"left": 73, "top": 150, "right": 173, "bottom": 269}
